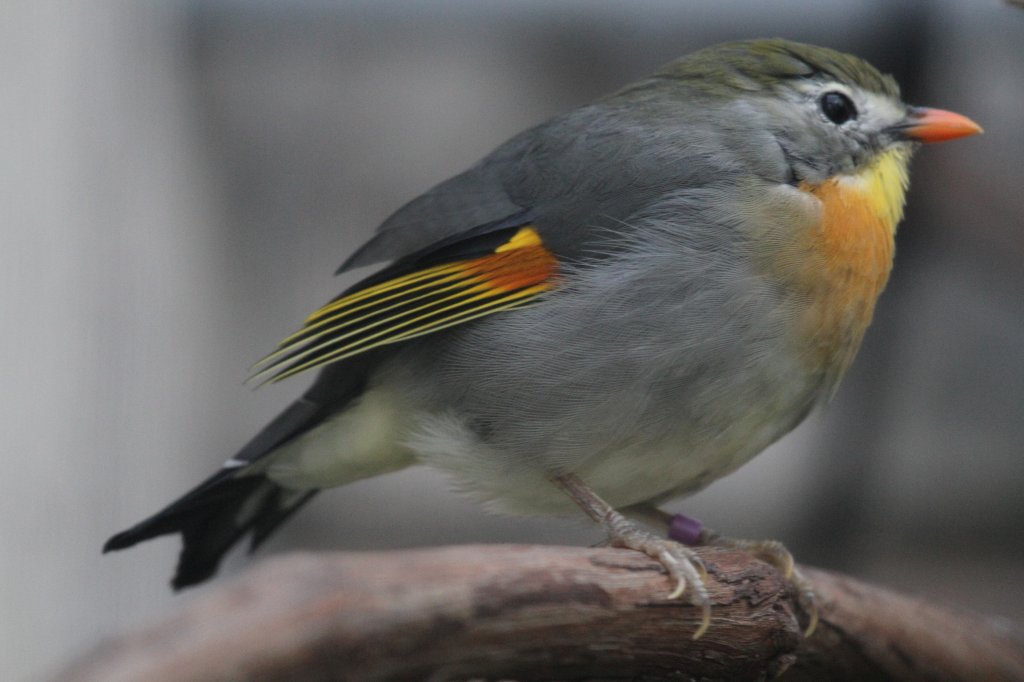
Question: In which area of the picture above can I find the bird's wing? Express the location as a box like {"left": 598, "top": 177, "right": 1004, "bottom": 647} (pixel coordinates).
{"left": 249, "top": 211, "right": 559, "bottom": 385}
{"left": 335, "top": 101, "right": 641, "bottom": 274}
{"left": 337, "top": 162, "right": 521, "bottom": 273}
{"left": 336, "top": 99, "right": 721, "bottom": 274}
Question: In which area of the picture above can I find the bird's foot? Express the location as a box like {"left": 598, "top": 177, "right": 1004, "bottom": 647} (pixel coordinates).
{"left": 605, "top": 510, "right": 713, "bottom": 638}
{"left": 668, "top": 512, "right": 818, "bottom": 636}
{"left": 552, "top": 474, "right": 713, "bottom": 639}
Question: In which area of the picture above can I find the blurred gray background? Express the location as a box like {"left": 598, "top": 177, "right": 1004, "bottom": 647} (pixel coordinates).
{"left": 4, "top": 1, "right": 1023, "bottom": 679}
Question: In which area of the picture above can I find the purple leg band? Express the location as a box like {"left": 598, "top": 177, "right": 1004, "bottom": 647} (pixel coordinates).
{"left": 668, "top": 513, "right": 704, "bottom": 546}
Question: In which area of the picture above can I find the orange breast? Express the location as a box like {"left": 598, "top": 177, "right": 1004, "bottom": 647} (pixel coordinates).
{"left": 790, "top": 175, "right": 899, "bottom": 385}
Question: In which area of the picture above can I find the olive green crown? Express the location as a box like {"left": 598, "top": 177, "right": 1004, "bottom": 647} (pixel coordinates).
{"left": 653, "top": 38, "right": 900, "bottom": 99}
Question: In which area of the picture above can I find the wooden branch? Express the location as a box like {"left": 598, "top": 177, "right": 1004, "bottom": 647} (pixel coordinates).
{"left": 56, "top": 545, "right": 1023, "bottom": 682}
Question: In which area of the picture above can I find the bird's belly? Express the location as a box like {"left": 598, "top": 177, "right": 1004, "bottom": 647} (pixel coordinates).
{"left": 576, "top": 407, "right": 803, "bottom": 508}
{"left": 404, "top": 347, "right": 818, "bottom": 516}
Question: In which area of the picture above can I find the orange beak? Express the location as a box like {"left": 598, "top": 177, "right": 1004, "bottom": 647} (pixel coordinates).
{"left": 892, "top": 106, "right": 984, "bottom": 143}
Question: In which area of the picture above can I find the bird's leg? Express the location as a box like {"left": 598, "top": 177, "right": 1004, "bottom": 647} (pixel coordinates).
{"left": 550, "top": 473, "right": 712, "bottom": 639}
{"left": 624, "top": 503, "right": 819, "bottom": 636}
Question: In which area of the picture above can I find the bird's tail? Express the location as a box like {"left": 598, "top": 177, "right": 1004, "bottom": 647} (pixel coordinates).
{"left": 103, "top": 472, "right": 316, "bottom": 590}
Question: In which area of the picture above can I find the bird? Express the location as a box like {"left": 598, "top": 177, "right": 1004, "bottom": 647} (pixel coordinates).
{"left": 104, "top": 38, "right": 982, "bottom": 638}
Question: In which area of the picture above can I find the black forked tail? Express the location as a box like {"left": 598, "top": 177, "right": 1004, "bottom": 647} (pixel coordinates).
{"left": 104, "top": 331, "right": 372, "bottom": 588}
{"left": 103, "top": 472, "right": 317, "bottom": 590}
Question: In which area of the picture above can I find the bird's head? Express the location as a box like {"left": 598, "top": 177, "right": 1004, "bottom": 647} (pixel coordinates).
{"left": 646, "top": 39, "right": 982, "bottom": 229}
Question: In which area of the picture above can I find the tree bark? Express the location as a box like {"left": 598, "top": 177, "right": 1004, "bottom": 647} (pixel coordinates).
{"left": 56, "top": 545, "right": 1024, "bottom": 681}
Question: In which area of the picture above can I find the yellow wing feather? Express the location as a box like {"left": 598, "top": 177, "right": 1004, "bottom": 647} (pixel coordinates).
{"left": 249, "top": 227, "right": 557, "bottom": 384}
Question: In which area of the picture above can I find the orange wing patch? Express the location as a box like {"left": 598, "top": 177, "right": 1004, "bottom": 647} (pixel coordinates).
{"left": 249, "top": 227, "right": 558, "bottom": 384}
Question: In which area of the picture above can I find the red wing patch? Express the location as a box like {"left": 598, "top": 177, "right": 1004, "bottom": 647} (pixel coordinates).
{"left": 249, "top": 226, "right": 558, "bottom": 384}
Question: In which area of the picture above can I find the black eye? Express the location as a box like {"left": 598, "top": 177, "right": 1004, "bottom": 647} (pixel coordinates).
{"left": 820, "top": 91, "right": 857, "bottom": 125}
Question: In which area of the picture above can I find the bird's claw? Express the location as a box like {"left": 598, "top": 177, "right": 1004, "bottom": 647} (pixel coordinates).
{"left": 606, "top": 520, "right": 713, "bottom": 639}
{"left": 699, "top": 530, "right": 818, "bottom": 636}
{"left": 790, "top": 565, "right": 819, "bottom": 636}
{"left": 551, "top": 476, "right": 715, "bottom": 638}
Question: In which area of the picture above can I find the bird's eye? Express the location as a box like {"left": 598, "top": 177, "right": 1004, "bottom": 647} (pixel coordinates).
{"left": 819, "top": 91, "right": 857, "bottom": 125}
